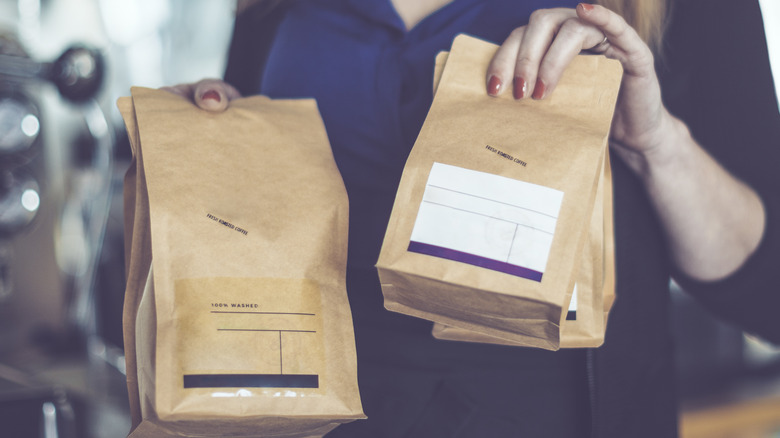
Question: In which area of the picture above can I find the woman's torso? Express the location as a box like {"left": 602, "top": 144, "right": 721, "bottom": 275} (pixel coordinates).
{"left": 255, "top": 1, "right": 677, "bottom": 436}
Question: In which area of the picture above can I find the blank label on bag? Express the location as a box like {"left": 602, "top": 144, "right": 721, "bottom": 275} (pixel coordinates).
{"left": 174, "top": 277, "right": 325, "bottom": 393}
{"left": 408, "top": 162, "right": 563, "bottom": 282}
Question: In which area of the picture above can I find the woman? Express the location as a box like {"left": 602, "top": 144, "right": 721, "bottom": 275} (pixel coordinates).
{"left": 165, "top": 0, "right": 780, "bottom": 436}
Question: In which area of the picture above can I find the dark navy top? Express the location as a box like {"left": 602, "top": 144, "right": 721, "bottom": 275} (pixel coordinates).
{"left": 226, "top": 0, "right": 780, "bottom": 436}
{"left": 260, "top": 2, "right": 597, "bottom": 436}
{"left": 261, "top": 0, "right": 576, "bottom": 269}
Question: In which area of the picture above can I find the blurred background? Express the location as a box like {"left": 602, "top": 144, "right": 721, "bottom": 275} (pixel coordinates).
{"left": 0, "top": 0, "right": 233, "bottom": 436}
{"left": 0, "top": 0, "right": 778, "bottom": 437}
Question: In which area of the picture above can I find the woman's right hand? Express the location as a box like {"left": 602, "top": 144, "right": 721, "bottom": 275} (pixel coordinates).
{"left": 160, "top": 78, "right": 242, "bottom": 112}
{"left": 486, "top": 3, "right": 670, "bottom": 171}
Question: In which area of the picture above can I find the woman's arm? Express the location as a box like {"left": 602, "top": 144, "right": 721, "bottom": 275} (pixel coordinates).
{"left": 486, "top": 3, "right": 766, "bottom": 282}
{"left": 623, "top": 107, "right": 765, "bottom": 282}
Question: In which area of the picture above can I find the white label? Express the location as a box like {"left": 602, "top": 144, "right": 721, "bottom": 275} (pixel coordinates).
{"left": 409, "top": 162, "right": 563, "bottom": 281}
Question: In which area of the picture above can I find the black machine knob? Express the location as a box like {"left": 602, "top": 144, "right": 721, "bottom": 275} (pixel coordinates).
{"left": 49, "top": 46, "right": 104, "bottom": 103}
{"left": 0, "top": 45, "right": 104, "bottom": 103}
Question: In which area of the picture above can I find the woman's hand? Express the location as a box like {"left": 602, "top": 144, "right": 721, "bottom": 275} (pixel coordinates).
{"left": 161, "top": 78, "right": 242, "bottom": 112}
{"left": 486, "top": 3, "right": 675, "bottom": 173}
{"left": 486, "top": 3, "right": 766, "bottom": 282}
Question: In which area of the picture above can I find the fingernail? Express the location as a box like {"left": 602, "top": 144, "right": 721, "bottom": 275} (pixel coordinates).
{"left": 579, "top": 3, "right": 595, "bottom": 12}
{"left": 487, "top": 75, "right": 502, "bottom": 96}
{"left": 513, "top": 77, "right": 526, "bottom": 99}
{"left": 201, "top": 90, "right": 221, "bottom": 102}
{"left": 532, "top": 79, "right": 546, "bottom": 100}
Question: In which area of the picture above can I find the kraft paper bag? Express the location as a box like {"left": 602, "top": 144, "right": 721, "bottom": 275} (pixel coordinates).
{"left": 118, "top": 87, "right": 364, "bottom": 438}
{"left": 428, "top": 51, "right": 614, "bottom": 348}
{"left": 376, "top": 34, "right": 622, "bottom": 350}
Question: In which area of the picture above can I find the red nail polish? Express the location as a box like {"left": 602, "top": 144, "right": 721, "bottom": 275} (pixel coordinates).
{"left": 513, "top": 77, "right": 526, "bottom": 99}
{"left": 202, "top": 90, "right": 221, "bottom": 102}
{"left": 579, "top": 3, "right": 595, "bottom": 12}
{"left": 532, "top": 79, "right": 546, "bottom": 100}
{"left": 487, "top": 75, "right": 502, "bottom": 96}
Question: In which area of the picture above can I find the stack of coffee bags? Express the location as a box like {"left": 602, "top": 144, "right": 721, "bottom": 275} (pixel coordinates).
{"left": 377, "top": 35, "right": 620, "bottom": 350}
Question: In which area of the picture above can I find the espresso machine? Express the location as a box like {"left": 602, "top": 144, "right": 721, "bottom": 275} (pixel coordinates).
{"left": 0, "top": 29, "right": 128, "bottom": 436}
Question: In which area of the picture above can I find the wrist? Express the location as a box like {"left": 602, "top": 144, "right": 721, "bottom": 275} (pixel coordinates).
{"left": 612, "top": 112, "right": 693, "bottom": 180}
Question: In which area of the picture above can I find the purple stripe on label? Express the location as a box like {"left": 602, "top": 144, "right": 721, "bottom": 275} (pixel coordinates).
{"left": 408, "top": 241, "right": 543, "bottom": 282}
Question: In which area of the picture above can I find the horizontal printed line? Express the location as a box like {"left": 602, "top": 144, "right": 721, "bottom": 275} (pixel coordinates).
{"left": 427, "top": 184, "right": 559, "bottom": 220}
{"left": 422, "top": 200, "right": 554, "bottom": 236}
{"left": 218, "top": 329, "right": 317, "bottom": 333}
{"left": 210, "top": 311, "right": 316, "bottom": 316}
{"left": 408, "top": 241, "right": 543, "bottom": 282}
{"left": 184, "top": 374, "right": 319, "bottom": 389}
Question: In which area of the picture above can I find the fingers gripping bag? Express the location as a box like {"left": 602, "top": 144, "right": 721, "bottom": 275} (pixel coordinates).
{"left": 376, "top": 34, "right": 622, "bottom": 351}
{"left": 118, "top": 87, "right": 364, "bottom": 438}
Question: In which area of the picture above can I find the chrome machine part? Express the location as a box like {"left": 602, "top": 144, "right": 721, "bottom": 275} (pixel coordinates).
{"left": 63, "top": 100, "right": 114, "bottom": 349}
{"left": 0, "top": 169, "right": 40, "bottom": 301}
{"left": 0, "top": 168, "right": 40, "bottom": 236}
{"left": 0, "top": 90, "right": 41, "bottom": 166}
{"left": 0, "top": 45, "right": 104, "bottom": 103}
{"left": 0, "top": 243, "right": 12, "bottom": 301}
{"left": 49, "top": 46, "right": 105, "bottom": 103}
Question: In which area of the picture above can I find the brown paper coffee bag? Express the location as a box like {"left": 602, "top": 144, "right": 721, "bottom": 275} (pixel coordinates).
{"left": 428, "top": 50, "right": 614, "bottom": 348}
{"left": 376, "top": 34, "right": 622, "bottom": 350}
{"left": 119, "top": 87, "right": 364, "bottom": 437}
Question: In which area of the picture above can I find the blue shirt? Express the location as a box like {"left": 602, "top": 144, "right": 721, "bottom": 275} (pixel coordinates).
{"left": 228, "top": 0, "right": 780, "bottom": 436}
{"left": 262, "top": 0, "right": 574, "bottom": 267}
{"left": 261, "top": 1, "right": 594, "bottom": 436}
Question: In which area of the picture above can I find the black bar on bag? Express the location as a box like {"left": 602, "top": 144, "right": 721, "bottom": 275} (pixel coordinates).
{"left": 184, "top": 374, "right": 319, "bottom": 388}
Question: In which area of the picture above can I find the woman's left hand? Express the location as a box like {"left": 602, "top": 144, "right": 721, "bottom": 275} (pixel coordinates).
{"left": 485, "top": 3, "right": 767, "bottom": 283}
{"left": 486, "top": 3, "right": 674, "bottom": 171}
